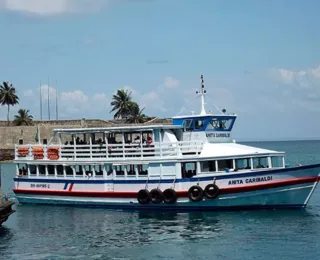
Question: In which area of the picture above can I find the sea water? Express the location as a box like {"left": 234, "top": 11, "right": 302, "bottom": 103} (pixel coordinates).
{"left": 1, "top": 140, "right": 320, "bottom": 260}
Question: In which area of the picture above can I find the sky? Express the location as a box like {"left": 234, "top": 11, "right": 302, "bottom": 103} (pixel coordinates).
{"left": 0, "top": 0, "right": 319, "bottom": 141}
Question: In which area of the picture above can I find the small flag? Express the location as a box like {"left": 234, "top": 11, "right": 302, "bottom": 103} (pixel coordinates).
{"left": 35, "top": 126, "right": 39, "bottom": 142}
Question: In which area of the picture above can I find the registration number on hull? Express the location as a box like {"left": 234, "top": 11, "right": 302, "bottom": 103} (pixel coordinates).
{"left": 30, "top": 184, "right": 51, "bottom": 188}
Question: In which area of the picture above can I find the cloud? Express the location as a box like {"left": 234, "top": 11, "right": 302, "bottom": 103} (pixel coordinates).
{"left": 164, "top": 77, "right": 180, "bottom": 89}
{"left": 269, "top": 65, "right": 320, "bottom": 111}
{"left": 21, "top": 87, "right": 111, "bottom": 119}
{"left": 40, "top": 85, "right": 58, "bottom": 100}
{"left": 270, "top": 65, "right": 320, "bottom": 85}
{"left": 59, "top": 90, "right": 111, "bottom": 117}
{"left": 121, "top": 86, "right": 167, "bottom": 113}
{"left": 0, "top": 0, "right": 107, "bottom": 16}
{"left": 23, "top": 89, "right": 33, "bottom": 97}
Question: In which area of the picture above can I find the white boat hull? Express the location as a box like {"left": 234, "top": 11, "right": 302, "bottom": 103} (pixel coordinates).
{"left": 13, "top": 164, "right": 320, "bottom": 211}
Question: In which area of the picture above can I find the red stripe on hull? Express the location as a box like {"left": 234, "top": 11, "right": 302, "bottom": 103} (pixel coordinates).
{"left": 13, "top": 176, "right": 319, "bottom": 198}
{"left": 68, "top": 183, "right": 74, "bottom": 192}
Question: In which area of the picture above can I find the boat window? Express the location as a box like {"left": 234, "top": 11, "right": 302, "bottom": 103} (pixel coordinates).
{"left": 66, "top": 166, "right": 73, "bottom": 176}
{"left": 183, "top": 119, "right": 193, "bottom": 132}
{"left": 83, "top": 165, "right": 93, "bottom": 176}
{"left": 104, "top": 164, "right": 113, "bottom": 175}
{"left": 271, "top": 156, "right": 283, "bottom": 168}
{"left": 47, "top": 165, "right": 55, "bottom": 175}
{"left": 235, "top": 158, "right": 252, "bottom": 170}
{"left": 39, "top": 165, "right": 46, "bottom": 175}
{"left": 217, "top": 159, "right": 233, "bottom": 171}
{"left": 137, "top": 164, "right": 148, "bottom": 176}
{"left": 181, "top": 162, "right": 196, "bottom": 178}
{"left": 17, "top": 163, "right": 28, "bottom": 175}
{"left": 200, "top": 161, "right": 216, "bottom": 172}
{"left": 126, "top": 165, "right": 136, "bottom": 176}
{"left": 94, "top": 165, "right": 103, "bottom": 176}
{"left": 57, "top": 165, "right": 64, "bottom": 175}
{"left": 75, "top": 165, "right": 83, "bottom": 176}
{"left": 253, "top": 157, "right": 268, "bottom": 169}
{"left": 115, "top": 165, "right": 125, "bottom": 176}
{"left": 29, "top": 165, "right": 37, "bottom": 175}
{"left": 194, "top": 119, "right": 205, "bottom": 130}
{"left": 207, "top": 118, "right": 234, "bottom": 131}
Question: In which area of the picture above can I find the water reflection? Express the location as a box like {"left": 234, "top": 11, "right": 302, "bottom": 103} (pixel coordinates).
{"left": 0, "top": 226, "right": 13, "bottom": 255}
{"left": 1, "top": 204, "right": 320, "bottom": 259}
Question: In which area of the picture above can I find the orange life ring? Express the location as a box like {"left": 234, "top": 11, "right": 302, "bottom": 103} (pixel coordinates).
{"left": 18, "top": 147, "right": 29, "bottom": 156}
{"left": 47, "top": 147, "right": 60, "bottom": 160}
{"left": 32, "top": 146, "right": 44, "bottom": 159}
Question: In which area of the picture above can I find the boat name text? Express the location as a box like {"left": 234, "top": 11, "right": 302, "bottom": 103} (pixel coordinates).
{"left": 228, "top": 176, "right": 272, "bottom": 185}
{"left": 206, "top": 133, "right": 230, "bottom": 138}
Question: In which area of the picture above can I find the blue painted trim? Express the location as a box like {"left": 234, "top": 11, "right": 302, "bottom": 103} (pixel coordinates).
{"left": 172, "top": 115, "right": 237, "bottom": 133}
{"left": 63, "top": 183, "right": 68, "bottom": 190}
{"left": 13, "top": 163, "right": 320, "bottom": 184}
{"left": 16, "top": 199, "right": 305, "bottom": 211}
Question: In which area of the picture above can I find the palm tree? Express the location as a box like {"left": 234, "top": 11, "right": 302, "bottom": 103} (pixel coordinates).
{"left": 110, "top": 89, "right": 133, "bottom": 119}
{"left": 125, "top": 102, "right": 147, "bottom": 124}
{"left": 14, "top": 109, "right": 33, "bottom": 126}
{"left": 0, "top": 82, "right": 19, "bottom": 125}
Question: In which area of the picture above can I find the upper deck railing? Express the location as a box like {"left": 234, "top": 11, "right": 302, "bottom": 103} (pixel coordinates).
{"left": 14, "top": 140, "right": 204, "bottom": 162}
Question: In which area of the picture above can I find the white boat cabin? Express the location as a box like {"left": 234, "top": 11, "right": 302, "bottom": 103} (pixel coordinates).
{"left": 14, "top": 74, "right": 286, "bottom": 181}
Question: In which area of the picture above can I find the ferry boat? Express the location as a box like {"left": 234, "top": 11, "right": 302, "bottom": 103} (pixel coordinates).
{"left": 12, "top": 76, "right": 320, "bottom": 211}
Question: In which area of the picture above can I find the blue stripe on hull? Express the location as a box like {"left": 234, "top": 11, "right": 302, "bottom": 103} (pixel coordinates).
{"left": 13, "top": 163, "right": 320, "bottom": 185}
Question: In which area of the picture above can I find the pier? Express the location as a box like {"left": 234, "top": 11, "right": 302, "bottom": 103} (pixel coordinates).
{"left": 0, "top": 200, "right": 15, "bottom": 226}
{"left": 0, "top": 164, "right": 15, "bottom": 226}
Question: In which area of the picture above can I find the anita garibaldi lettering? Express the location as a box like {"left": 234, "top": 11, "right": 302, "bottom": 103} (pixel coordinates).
{"left": 228, "top": 176, "right": 273, "bottom": 185}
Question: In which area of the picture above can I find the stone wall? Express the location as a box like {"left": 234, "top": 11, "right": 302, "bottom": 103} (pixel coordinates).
{"left": 0, "top": 118, "right": 172, "bottom": 149}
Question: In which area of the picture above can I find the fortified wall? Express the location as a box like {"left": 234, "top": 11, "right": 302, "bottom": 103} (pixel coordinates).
{"left": 0, "top": 118, "right": 172, "bottom": 160}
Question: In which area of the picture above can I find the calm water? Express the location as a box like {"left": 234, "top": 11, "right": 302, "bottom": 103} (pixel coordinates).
{"left": 1, "top": 140, "right": 320, "bottom": 260}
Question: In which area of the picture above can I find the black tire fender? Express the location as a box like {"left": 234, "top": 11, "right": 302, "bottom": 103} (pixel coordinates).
{"left": 149, "top": 188, "right": 164, "bottom": 204}
{"left": 163, "top": 188, "right": 177, "bottom": 204}
{"left": 137, "top": 189, "right": 150, "bottom": 204}
{"left": 204, "top": 184, "right": 220, "bottom": 199}
{"left": 188, "top": 185, "right": 204, "bottom": 202}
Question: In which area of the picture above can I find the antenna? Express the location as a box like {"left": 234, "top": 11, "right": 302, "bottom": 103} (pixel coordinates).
{"left": 48, "top": 77, "right": 50, "bottom": 120}
{"left": 55, "top": 80, "right": 58, "bottom": 120}
{"left": 195, "top": 74, "right": 207, "bottom": 115}
{"left": 40, "top": 81, "right": 43, "bottom": 120}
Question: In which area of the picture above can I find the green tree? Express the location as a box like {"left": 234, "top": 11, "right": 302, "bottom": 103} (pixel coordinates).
{"left": 125, "top": 102, "right": 147, "bottom": 123}
{"left": 0, "top": 82, "right": 19, "bottom": 125}
{"left": 110, "top": 89, "right": 134, "bottom": 119}
{"left": 14, "top": 109, "right": 33, "bottom": 126}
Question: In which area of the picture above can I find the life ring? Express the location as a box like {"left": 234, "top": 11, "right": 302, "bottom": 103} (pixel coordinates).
{"left": 149, "top": 188, "right": 163, "bottom": 204}
{"left": 18, "top": 147, "right": 29, "bottom": 156}
{"left": 137, "top": 189, "right": 150, "bottom": 204}
{"left": 188, "top": 185, "right": 204, "bottom": 202}
{"left": 204, "top": 184, "right": 220, "bottom": 199}
{"left": 163, "top": 188, "right": 177, "bottom": 204}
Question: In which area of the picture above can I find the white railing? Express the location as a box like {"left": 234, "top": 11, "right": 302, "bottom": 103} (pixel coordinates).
{"left": 14, "top": 140, "right": 204, "bottom": 161}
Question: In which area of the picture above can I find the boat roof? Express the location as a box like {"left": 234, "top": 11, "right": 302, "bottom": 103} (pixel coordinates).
{"left": 200, "top": 143, "right": 284, "bottom": 158}
{"left": 53, "top": 124, "right": 182, "bottom": 134}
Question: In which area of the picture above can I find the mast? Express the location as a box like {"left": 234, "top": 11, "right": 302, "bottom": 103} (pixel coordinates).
{"left": 40, "top": 81, "right": 43, "bottom": 120}
{"left": 196, "top": 74, "right": 207, "bottom": 115}
{"left": 48, "top": 77, "right": 50, "bottom": 120}
{"left": 55, "top": 80, "right": 58, "bottom": 120}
